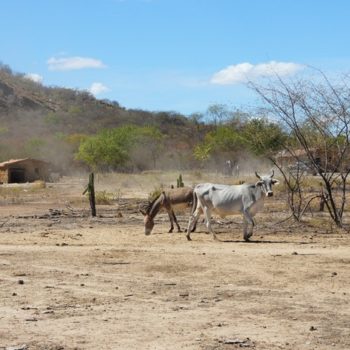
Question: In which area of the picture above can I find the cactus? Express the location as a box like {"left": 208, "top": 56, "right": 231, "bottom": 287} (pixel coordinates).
{"left": 177, "top": 174, "right": 184, "bottom": 188}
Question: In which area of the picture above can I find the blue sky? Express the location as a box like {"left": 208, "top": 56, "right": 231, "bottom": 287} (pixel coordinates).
{"left": 1, "top": 0, "right": 350, "bottom": 115}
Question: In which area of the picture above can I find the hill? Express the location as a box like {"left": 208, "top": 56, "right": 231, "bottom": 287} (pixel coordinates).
{"left": 0, "top": 63, "right": 206, "bottom": 172}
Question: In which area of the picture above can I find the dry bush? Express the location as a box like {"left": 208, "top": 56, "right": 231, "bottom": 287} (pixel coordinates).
{"left": 31, "top": 180, "right": 46, "bottom": 190}
{"left": 0, "top": 186, "right": 23, "bottom": 204}
{"left": 94, "top": 191, "right": 114, "bottom": 205}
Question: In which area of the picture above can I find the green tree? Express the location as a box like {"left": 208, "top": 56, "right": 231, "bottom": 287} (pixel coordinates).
{"left": 242, "top": 118, "right": 286, "bottom": 157}
{"left": 193, "top": 143, "right": 212, "bottom": 163}
{"left": 76, "top": 125, "right": 164, "bottom": 170}
{"left": 193, "top": 125, "right": 242, "bottom": 164}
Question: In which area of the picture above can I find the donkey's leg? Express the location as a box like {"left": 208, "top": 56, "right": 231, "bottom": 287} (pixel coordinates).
{"left": 171, "top": 210, "right": 182, "bottom": 232}
{"left": 167, "top": 210, "right": 174, "bottom": 233}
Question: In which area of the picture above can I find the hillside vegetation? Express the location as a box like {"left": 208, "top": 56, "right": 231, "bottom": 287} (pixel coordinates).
{"left": 0, "top": 63, "right": 208, "bottom": 172}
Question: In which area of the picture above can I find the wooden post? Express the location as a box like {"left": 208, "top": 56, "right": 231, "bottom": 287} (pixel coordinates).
{"left": 83, "top": 172, "right": 96, "bottom": 217}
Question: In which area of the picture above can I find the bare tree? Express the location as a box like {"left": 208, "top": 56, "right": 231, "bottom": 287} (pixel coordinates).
{"left": 206, "top": 104, "right": 231, "bottom": 127}
{"left": 250, "top": 72, "right": 350, "bottom": 228}
{"left": 242, "top": 115, "right": 309, "bottom": 221}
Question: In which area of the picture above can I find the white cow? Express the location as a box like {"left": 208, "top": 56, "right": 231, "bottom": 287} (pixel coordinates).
{"left": 186, "top": 171, "right": 279, "bottom": 241}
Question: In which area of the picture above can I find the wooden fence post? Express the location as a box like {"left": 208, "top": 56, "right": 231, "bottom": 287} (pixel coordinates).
{"left": 83, "top": 172, "right": 96, "bottom": 217}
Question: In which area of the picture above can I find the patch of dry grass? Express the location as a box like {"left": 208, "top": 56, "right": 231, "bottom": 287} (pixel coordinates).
{"left": 94, "top": 190, "right": 114, "bottom": 205}
{"left": 0, "top": 182, "right": 48, "bottom": 204}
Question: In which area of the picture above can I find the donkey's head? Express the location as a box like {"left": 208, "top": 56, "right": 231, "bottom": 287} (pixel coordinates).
{"left": 255, "top": 170, "right": 279, "bottom": 197}
{"left": 139, "top": 202, "right": 154, "bottom": 235}
{"left": 140, "top": 191, "right": 166, "bottom": 235}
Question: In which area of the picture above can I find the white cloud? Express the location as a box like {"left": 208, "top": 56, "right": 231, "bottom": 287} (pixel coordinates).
{"left": 211, "top": 61, "right": 304, "bottom": 85}
{"left": 47, "top": 56, "right": 106, "bottom": 71}
{"left": 89, "top": 82, "right": 109, "bottom": 95}
{"left": 24, "top": 73, "right": 43, "bottom": 83}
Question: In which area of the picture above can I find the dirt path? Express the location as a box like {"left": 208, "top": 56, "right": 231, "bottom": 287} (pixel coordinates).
{"left": 0, "top": 177, "right": 349, "bottom": 349}
{"left": 0, "top": 211, "right": 349, "bottom": 350}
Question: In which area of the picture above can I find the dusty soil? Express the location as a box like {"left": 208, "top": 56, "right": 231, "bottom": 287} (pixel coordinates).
{"left": 0, "top": 176, "right": 349, "bottom": 350}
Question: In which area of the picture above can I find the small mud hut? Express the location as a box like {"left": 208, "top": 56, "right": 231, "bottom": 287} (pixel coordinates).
{"left": 0, "top": 158, "right": 50, "bottom": 184}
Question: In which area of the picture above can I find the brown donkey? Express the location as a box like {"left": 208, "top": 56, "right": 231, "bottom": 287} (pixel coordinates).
{"left": 140, "top": 187, "right": 196, "bottom": 235}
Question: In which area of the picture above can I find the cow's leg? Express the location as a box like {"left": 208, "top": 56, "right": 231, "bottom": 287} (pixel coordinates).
{"left": 243, "top": 216, "right": 249, "bottom": 239}
{"left": 186, "top": 208, "right": 201, "bottom": 240}
{"left": 188, "top": 207, "right": 201, "bottom": 234}
{"left": 203, "top": 207, "right": 218, "bottom": 240}
{"left": 190, "top": 218, "right": 197, "bottom": 232}
{"left": 243, "top": 209, "right": 254, "bottom": 242}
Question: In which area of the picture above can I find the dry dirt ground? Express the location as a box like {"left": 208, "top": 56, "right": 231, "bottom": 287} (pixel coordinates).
{"left": 0, "top": 175, "right": 349, "bottom": 350}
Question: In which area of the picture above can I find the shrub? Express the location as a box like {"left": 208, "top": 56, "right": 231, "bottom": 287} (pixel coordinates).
{"left": 94, "top": 190, "right": 113, "bottom": 205}
{"left": 32, "top": 180, "right": 46, "bottom": 189}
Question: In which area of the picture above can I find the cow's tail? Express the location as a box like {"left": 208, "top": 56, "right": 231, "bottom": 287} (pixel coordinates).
{"left": 190, "top": 189, "right": 198, "bottom": 216}
{"left": 187, "top": 189, "right": 198, "bottom": 234}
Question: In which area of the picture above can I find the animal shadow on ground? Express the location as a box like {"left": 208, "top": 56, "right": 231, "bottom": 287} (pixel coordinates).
{"left": 212, "top": 233, "right": 312, "bottom": 245}
{"left": 220, "top": 239, "right": 311, "bottom": 244}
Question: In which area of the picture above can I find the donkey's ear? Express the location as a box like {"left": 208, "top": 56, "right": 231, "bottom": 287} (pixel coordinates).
{"left": 139, "top": 203, "right": 148, "bottom": 216}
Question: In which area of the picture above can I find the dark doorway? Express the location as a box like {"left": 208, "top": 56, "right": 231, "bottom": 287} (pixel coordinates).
{"left": 9, "top": 168, "right": 26, "bottom": 183}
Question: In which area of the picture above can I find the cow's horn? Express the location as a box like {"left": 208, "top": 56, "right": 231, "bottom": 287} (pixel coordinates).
{"left": 270, "top": 169, "right": 274, "bottom": 178}
{"left": 255, "top": 171, "right": 261, "bottom": 179}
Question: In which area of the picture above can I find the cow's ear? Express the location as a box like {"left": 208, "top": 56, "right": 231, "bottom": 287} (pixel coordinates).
{"left": 271, "top": 179, "right": 279, "bottom": 185}
{"left": 255, "top": 180, "right": 264, "bottom": 187}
